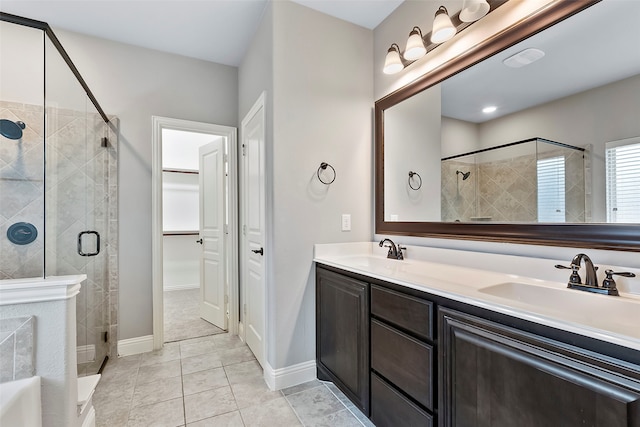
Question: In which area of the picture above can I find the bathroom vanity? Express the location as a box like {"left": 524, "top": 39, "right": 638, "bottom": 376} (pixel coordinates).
{"left": 315, "top": 243, "right": 640, "bottom": 426}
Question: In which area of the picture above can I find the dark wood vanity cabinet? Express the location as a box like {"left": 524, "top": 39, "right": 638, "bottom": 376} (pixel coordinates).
{"left": 439, "top": 308, "right": 640, "bottom": 427}
{"left": 316, "top": 265, "right": 640, "bottom": 427}
{"left": 316, "top": 267, "right": 370, "bottom": 414}
{"left": 370, "top": 285, "right": 435, "bottom": 426}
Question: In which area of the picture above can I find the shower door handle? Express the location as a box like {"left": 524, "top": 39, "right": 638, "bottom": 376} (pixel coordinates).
{"left": 78, "top": 231, "right": 100, "bottom": 257}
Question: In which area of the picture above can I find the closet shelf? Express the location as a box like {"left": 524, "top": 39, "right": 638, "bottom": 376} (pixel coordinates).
{"left": 163, "top": 168, "right": 199, "bottom": 175}
{"left": 163, "top": 231, "right": 199, "bottom": 236}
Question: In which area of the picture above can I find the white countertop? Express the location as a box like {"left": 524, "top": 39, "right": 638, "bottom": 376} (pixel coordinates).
{"left": 314, "top": 242, "right": 640, "bottom": 352}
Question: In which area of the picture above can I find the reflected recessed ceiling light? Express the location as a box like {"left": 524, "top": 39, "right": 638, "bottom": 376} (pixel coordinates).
{"left": 482, "top": 106, "right": 497, "bottom": 114}
{"left": 503, "top": 48, "right": 546, "bottom": 68}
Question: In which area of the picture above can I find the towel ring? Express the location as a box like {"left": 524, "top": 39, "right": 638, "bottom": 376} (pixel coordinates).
{"left": 317, "top": 162, "right": 336, "bottom": 185}
{"left": 408, "top": 171, "right": 422, "bottom": 190}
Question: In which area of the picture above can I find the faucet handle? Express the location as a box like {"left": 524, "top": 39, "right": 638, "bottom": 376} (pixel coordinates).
{"left": 555, "top": 264, "right": 582, "bottom": 284}
{"left": 383, "top": 244, "right": 395, "bottom": 257}
{"left": 397, "top": 245, "right": 406, "bottom": 260}
{"left": 603, "top": 270, "right": 636, "bottom": 290}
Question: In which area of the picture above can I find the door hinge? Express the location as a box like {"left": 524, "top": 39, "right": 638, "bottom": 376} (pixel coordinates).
{"left": 224, "top": 224, "right": 229, "bottom": 235}
{"left": 242, "top": 144, "right": 246, "bottom": 156}
{"left": 224, "top": 294, "right": 229, "bottom": 304}
{"left": 243, "top": 303, "right": 247, "bottom": 316}
{"left": 242, "top": 225, "right": 247, "bottom": 235}
{"left": 224, "top": 153, "right": 228, "bottom": 162}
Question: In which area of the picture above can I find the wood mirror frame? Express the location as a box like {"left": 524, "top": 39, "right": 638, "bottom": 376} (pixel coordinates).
{"left": 375, "top": 0, "right": 640, "bottom": 252}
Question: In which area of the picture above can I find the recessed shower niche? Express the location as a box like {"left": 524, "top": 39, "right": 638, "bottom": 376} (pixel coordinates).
{"left": 0, "top": 17, "right": 119, "bottom": 375}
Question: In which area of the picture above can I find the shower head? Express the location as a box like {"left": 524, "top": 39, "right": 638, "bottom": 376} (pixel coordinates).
{"left": 0, "top": 119, "right": 25, "bottom": 140}
{"left": 456, "top": 170, "right": 471, "bottom": 180}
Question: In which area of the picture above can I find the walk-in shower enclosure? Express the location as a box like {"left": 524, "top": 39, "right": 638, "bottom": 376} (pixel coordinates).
{"left": 0, "top": 14, "right": 118, "bottom": 375}
{"left": 441, "top": 137, "right": 586, "bottom": 223}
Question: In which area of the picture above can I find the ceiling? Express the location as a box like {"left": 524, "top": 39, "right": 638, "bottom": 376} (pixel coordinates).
{"left": 441, "top": 0, "right": 640, "bottom": 123}
{"left": 0, "top": 0, "right": 403, "bottom": 66}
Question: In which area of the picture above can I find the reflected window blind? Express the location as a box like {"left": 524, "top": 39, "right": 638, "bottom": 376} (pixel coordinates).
{"left": 606, "top": 141, "right": 640, "bottom": 223}
{"left": 537, "top": 156, "right": 565, "bottom": 222}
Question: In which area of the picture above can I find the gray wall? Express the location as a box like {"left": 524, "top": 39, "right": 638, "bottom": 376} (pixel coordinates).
{"left": 385, "top": 85, "right": 441, "bottom": 221}
{"left": 240, "top": 1, "right": 373, "bottom": 370}
{"left": 55, "top": 30, "right": 238, "bottom": 340}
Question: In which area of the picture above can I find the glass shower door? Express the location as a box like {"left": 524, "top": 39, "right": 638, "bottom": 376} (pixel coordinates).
{"left": 44, "top": 36, "right": 110, "bottom": 376}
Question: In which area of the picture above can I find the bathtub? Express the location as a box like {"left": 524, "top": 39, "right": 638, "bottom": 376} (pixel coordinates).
{"left": 0, "top": 376, "right": 42, "bottom": 427}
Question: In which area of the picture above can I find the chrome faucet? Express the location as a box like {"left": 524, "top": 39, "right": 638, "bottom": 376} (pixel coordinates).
{"left": 379, "top": 238, "right": 405, "bottom": 260}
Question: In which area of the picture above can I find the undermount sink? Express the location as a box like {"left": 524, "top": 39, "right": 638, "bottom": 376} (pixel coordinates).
{"left": 479, "top": 282, "right": 640, "bottom": 333}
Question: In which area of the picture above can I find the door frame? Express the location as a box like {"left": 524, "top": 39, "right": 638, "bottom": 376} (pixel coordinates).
{"left": 151, "top": 116, "right": 238, "bottom": 350}
{"left": 239, "top": 92, "right": 268, "bottom": 365}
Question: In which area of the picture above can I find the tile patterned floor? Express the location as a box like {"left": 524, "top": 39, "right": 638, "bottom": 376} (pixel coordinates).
{"left": 94, "top": 333, "right": 375, "bottom": 426}
{"left": 164, "top": 289, "right": 225, "bottom": 343}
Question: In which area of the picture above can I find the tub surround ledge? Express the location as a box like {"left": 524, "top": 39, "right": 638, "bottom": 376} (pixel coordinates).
{"left": 0, "top": 275, "right": 85, "bottom": 306}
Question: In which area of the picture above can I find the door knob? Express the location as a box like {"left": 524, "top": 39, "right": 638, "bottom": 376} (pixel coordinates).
{"left": 252, "top": 247, "right": 264, "bottom": 256}
{"left": 196, "top": 238, "right": 203, "bottom": 244}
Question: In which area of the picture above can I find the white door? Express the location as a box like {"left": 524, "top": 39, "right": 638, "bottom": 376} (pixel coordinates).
{"left": 199, "top": 140, "right": 227, "bottom": 330}
{"left": 241, "top": 94, "right": 266, "bottom": 367}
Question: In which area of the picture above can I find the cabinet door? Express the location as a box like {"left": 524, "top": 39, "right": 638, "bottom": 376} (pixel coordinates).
{"left": 439, "top": 308, "right": 640, "bottom": 427}
{"left": 316, "top": 268, "right": 369, "bottom": 414}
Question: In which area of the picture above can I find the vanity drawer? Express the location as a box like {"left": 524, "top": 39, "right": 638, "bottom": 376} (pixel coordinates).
{"left": 371, "top": 284, "right": 433, "bottom": 341}
{"left": 371, "top": 319, "right": 433, "bottom": 410}
{"left": 371, "top": 373, "right": 433, "bottom": 427}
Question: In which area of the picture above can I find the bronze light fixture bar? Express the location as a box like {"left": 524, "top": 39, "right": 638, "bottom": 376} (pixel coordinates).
{"left": 383, "top": 0, "right": 509, "bottom": 75}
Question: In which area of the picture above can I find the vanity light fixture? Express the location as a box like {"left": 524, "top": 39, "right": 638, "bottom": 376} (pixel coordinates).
{"left": 482, "top": 106, "right": 497, "bottom": 113}
{"left": 404, "top": 27, "right": 427, "bottom": 60}
{"left": 381, "top": 0, "right": 507, "bottom": 75}
{"left": 460, "top": 0, "right": 490, "bottom": 22}
{"left": 431, "top": 6, "right": 456, "bottom": 44}
{"left": 383, "top": 43, "right": 404, "bottom": 74}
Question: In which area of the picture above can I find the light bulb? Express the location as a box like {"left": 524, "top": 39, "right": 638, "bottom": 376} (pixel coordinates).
{"left": 383, "top": 44, "right": 404, "bottom": 74}
{"left": 404, "top": 27, "right": 426, "bottom": 61}
{"left": 431, "top": 6, "right": 456, "bottom": 44}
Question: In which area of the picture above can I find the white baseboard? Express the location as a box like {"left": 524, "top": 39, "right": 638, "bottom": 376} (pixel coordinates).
{"left": 238, "top": 322, "right": 245, "bottom": 342}
{"left": 263, "top": 359, "right": 317, "bottom": 391}
{"left": 118, "top": 335, "right": 154, "bottom": 357}
{"left": 77, "top": 345, "right": 96, "bottom": 364}
{"left": 163, "top": 283, "right": 199, "bottom": 292}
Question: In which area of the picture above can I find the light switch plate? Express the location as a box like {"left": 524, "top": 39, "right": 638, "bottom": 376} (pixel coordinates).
{"left": 341, "top": 214, "right": 351, "bottom": 231}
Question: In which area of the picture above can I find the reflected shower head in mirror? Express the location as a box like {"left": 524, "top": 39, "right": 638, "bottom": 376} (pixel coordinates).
{"left": 0, "top": 119, "right": 25, "bottom": 140}
{"left": 456, "top": 170, "right": 471, "bottom": 180}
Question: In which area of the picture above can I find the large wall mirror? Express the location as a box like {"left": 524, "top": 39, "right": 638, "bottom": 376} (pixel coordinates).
{"left": 375, "top": 0, "right": 640, "bottom": 251}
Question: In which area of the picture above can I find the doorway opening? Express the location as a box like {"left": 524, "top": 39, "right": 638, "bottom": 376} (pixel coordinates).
{"left": 152, "top": 117, "right": 238, "bottom": 350}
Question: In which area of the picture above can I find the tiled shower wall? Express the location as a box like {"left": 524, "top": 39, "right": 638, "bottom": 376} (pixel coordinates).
{"left": 0, "top": 316, "right": 35, "bottom": 382}
{"left": 442, "top": 149, "right": 585, "bottom": 222}
{"left": 0, "top": 100, "right": 119, "bottom": 372}
{"left": 0, "top": 102, "right": 45, "bottom": 279}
